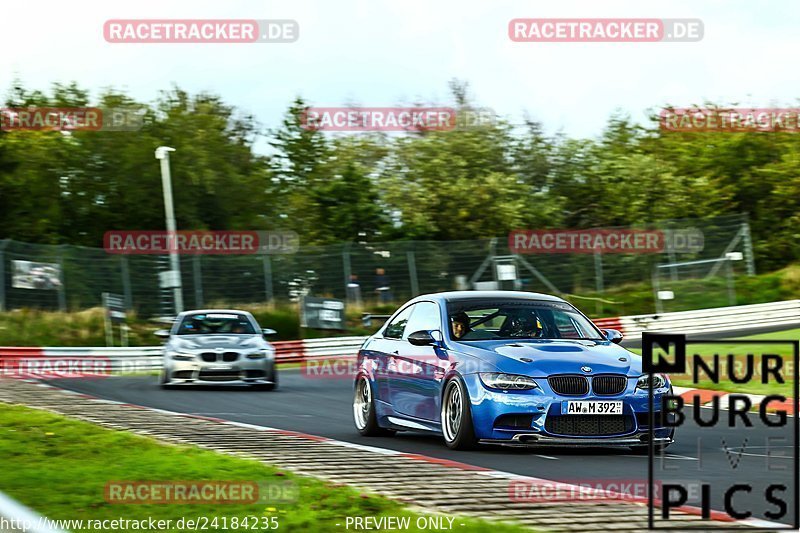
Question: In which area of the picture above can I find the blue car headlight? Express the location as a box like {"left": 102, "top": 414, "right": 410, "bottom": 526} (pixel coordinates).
{"left": 170, "top": 352, "right": 195, "bottom": 361}
{"left": 246, "top": 350, "right": 271, "bottom": 359}
{"left": 636, "top": 373, "right": 669, "bottom": 390}
{"left": 479, "top": 373, "right": 539, "bottom": 391}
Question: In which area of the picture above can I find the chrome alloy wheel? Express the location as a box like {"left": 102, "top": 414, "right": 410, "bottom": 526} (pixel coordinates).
{"left": 353, "top": 376, "right": 372, "bottom": 430}
{"left": 442, "top": 380, "right": 463, "bottom": 442}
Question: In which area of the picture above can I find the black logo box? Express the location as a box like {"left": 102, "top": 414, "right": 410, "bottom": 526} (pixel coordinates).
{"left": 642, "top": 333, "right": 799, "bottom": 530}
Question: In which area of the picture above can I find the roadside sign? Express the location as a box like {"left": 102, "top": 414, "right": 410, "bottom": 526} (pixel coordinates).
{"left": 158, "top": 270, "right": 181, "bottom": 288}
{"left": 102, "top": 292, "right": 128, "bottom": 347}
{"left": 301, "top": 297, "right": 346, "bottom": 330}
{"left": 102, "top": 292, "right": 126, "bottom": 324}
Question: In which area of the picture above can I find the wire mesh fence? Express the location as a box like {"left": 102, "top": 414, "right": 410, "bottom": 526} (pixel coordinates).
{"left": 0, "top": 214, "right": 754, "bottom": 317}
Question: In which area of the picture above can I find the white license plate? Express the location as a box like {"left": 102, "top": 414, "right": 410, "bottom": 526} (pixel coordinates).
{"left": 208, "top": 364, "right": 232, "bottom": 371}
{"left": 564, "top": 401, "right": 623, "bottom": 415}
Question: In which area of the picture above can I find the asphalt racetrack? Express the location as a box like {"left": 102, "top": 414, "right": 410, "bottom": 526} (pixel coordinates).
{"left": 49, "top": 365, "right": 797, "bottom": 527}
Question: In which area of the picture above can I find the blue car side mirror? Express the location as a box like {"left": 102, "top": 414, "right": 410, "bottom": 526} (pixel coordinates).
{"left": 603, "top": 329, "right": 623, "bottom": 344}
{"left": 408, "top": 330, "right": 441, "bottom": 346}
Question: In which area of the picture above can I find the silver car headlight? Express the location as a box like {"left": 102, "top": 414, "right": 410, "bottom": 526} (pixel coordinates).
{"left": 246, "top": 350, "right": 271, "bottom": 359}
{"left": 479, "top": 373, "right": 539, "bottom": 390}
{"left": 636, "top": 373, "right": 668, "bottom": 390}
{"left": 170, "top": 352, "right": 195, "bottom": 361}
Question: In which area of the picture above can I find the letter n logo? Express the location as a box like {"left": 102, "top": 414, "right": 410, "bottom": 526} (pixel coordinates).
{"left": 642, "top": 333, "right": 686, "bottom": 374}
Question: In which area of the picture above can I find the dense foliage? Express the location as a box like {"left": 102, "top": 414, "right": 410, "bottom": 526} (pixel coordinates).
{"left": 1, "top": 80, "right": 798, "bottom": 272}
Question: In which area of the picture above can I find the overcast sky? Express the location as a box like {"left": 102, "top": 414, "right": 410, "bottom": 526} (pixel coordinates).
{"left": 3, "top": 0, "right": 798, "bottom": 145}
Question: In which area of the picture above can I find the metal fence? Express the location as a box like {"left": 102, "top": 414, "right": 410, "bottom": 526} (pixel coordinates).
{"left": 0, "top": 214, "right": 754, "bottom": 317}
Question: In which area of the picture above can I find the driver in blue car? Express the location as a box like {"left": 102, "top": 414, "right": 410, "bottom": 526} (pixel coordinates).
{"left": 450, "top": 311, "right": 471, "bottom": 339}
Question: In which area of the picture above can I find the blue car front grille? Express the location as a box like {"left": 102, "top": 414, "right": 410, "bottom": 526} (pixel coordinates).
{"left": 548, "top": 375, "right": 589, "bottom": 396}
{"left": 591, "top": 375, "right": 627, "bottom": 395}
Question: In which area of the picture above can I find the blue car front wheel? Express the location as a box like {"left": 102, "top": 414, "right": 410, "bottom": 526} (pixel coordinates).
{"left": 441, "top": 378, "right": 477, "bottom": 450}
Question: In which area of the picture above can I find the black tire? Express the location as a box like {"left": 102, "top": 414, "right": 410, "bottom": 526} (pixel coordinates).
{"left": 254, "top": 367, "right": 278, "bottom": 391}
{"left": 441, "top": 377, "right": 477, "bottom": 450}
{"left": 159, "top": 369, "right": 171, "bottom": 389}
{"left": 353, "top": 375, "right": 394, "bottom": 437}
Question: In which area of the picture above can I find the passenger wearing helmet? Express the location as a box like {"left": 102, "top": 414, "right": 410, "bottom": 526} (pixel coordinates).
{"left": 505, "top": 311, "right": 544, "bottom": 338}
{"left": 450, "top": 311, "right": 471, "bottom": 340}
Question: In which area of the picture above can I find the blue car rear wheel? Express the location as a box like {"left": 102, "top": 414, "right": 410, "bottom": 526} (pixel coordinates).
{"left": 353, "top": 375, "right": 394, "bottom": 437}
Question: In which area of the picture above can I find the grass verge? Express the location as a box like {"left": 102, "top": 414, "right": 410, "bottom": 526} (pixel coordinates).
{"left": 0, "top": 305, "right": 383, "bottom": 347}
{"left": 0, "top": 404, "right": 530, "bottom": 532}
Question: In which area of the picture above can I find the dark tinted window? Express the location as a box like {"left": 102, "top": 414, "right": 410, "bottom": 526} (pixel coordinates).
{"left": 445, "top": 298, "right": 602, "bottom": 341}
{"left": 402, "top": 301, "right": 441, "bottom": 339}
{"left": 177, "top": 313, "right": 255, "bottom": 335}
{"left": 384, "top": 304, "right": 415, "bottom": 339}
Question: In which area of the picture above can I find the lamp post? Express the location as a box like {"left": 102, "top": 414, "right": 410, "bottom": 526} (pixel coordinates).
{"left": 155, "top": 146, "right": 183, "bottom": 314}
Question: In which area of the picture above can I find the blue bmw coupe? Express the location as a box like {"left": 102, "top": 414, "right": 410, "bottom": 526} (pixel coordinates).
{"left": 352, "top": 291, "right": 674, "bottom": 450}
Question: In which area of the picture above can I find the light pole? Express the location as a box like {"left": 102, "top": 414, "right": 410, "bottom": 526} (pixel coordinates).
{"left": 155, "top": 146, "right": 183, "bottom": 314}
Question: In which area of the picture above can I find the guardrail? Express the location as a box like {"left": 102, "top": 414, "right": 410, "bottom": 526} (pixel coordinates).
{"left": 0, "top": 338, "right": 368, "bottom": 375}
{"left": 0, "top": 346, "right": 164, "bottom": 373}
{"left": 0, "top": 300, "right": 798, "bottom": 374}
{"left": 606, "top": 299, "right": 800, "bottom": 339}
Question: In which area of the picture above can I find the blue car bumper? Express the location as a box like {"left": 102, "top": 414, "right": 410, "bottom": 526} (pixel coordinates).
{"left": 463, "top": 373, "right": 675, "bottom": 446}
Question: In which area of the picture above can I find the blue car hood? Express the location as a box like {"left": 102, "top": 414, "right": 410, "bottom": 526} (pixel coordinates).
{"left": 458, "top": 339, "right": 641, "bottom": 377}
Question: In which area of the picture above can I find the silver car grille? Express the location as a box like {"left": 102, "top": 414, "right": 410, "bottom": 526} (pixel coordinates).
{"left": 199, "top": 351, "right": 240, "bottom": 363}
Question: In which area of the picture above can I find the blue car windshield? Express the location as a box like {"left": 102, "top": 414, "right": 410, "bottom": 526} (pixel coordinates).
{"left": 446, "top": 299, "right": 604, "bottom": 341}
{"left": 176, "top": 313, "right": 256, "bottom": 335}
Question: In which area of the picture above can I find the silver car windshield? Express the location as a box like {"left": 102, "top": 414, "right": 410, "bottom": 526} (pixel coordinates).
{"left": 446, "top": 299, "right": 603, "bottom": 341}
{"left": 176, "top": 313, "right": 256, "bottom": 335}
